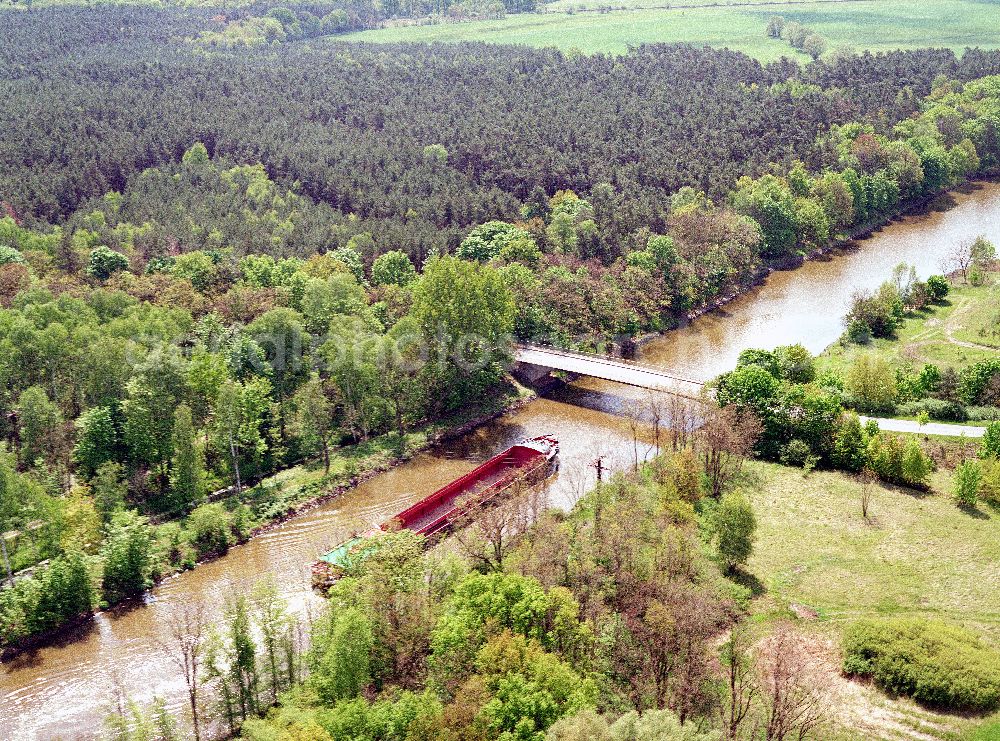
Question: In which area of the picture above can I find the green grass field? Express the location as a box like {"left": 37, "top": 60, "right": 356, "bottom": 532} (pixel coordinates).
{"left": 818, "top": 270, "right": 1000, "bottom": 380}
{"left": 744, "top": 461, "right": 1000, "bottom": 739}
{"left": 339, "top": 0, "right": 1000, "bottom": 60}
{"left": 747, "top": 462, "right": 1000, "bottom": 636}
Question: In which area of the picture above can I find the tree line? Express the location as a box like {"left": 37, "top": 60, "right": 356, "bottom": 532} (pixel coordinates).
{"left": 6, "top": 7, "right": 1000, "bottom": 244}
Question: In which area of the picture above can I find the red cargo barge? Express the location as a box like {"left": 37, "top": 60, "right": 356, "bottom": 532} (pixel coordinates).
{"left": 312, "top": 435, "right": 558, "bottom": 588}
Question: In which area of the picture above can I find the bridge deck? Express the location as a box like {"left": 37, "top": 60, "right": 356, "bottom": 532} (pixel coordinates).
{"left": 514, "top": 346, "right": 705, "bottom": 398}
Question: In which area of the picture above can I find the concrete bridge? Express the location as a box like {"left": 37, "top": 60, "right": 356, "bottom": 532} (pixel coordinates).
{"left": 513, "top": 344, "right": 706, "bottom": 398}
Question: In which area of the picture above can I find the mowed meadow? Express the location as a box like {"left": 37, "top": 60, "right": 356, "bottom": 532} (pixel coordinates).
{"left": 744, "top": 462, "right": 1000, "bottom": 740}
{"left": 340, "top": 0, "right": 1000, "bottom": 59}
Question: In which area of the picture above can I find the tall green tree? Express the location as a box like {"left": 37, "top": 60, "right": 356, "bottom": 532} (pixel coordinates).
{"left": 290, "top": 375, "right": 336, "bottom": 473}
{"left": 101, "top": 510, "right": 153, "bottom": 604}
{"left": 246, "top": 308, "right": 311, "bottom": 401}
{"left": 371, "top": 250, "right": 416, "bottom": 286}
{"left": 412, "top": 256, "right": 514, "bottom": 409}
{"left": 213, "top": 379, "right": 270, "bottom": 494}
{"left": 123, "top": 348, "right": 188, "bottom": 482}
{"left": 16, "top": 385, "right": 62, "bottom": 468}
{"left": 309, "top": 606, "right": 374, "bottom": 704}
{"left": 73, "top": 406, "right": 119, "bottom": 479}
{"left": 712, "top": 491, "right": 757, "bottom": 572}
{"left": 169, "top": 404, "right": 205, "bottom": 512}
{"left": 91, "top": 461, "right": 127, "bottom": 524}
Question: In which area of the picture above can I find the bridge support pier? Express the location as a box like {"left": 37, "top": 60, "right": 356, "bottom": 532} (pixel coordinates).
{"left": 511, "top": 361, "right": 557, "bottom": 388}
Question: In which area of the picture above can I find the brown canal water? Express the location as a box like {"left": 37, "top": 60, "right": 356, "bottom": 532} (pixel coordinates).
{"left": 3, "top": 182, "right": 1000, "bottom": 740}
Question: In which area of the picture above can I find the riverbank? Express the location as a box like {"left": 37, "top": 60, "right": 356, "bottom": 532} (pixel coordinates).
{"left": 0, "top": 379, "right": 536, "bottom": 660}
{"left": 607, "top": 182, "right": 1000, "bottom": 368}
{"left": 818, "top": 265, "right": 1000, "bottom": 377}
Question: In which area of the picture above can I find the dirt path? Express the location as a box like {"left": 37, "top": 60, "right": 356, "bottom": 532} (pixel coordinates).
{"left": 803, "top": 634, "right": 967, "bottom": 741}
{"left": 943, "top": 296, "right": 1000, "bottom": 352}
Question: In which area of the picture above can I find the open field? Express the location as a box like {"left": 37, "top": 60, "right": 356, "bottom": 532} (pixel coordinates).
{"left": 746, "top": 462, "right": 1000, "bottom": 638}
{"left": 818, "top": 269, "right": 1000, "bottom": 379}
{"left": 744, "top": 461, "right": 1000, "bottom": 739}
{"left": 339, "top": 0, "right": 1000, "bottom": 59}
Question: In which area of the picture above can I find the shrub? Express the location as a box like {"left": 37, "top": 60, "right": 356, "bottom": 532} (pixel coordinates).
{"left": 900, "top": 439, "right": 933, "bottom": 487}
{"left": 959, "top": 359, "right": 1000, "bottom": 405}
{"left": 845, "top": 282, "right": 904, "bottom": 339}
{"left": 845, "top": 319, "right": 872, "bottom": 345}
{"left": 187, "top": 502, "right": 233, "bottom": 556}
{"left": 897, "top": 398, "right": 968, "bottom": 422}
{"left": 843, "top": 619, "right": 1000, "bottom": 711}
{"left": 967, "top": 406, "right": 1000, "bottom": 422}
{"left": 954, "top": 460, "right": 982, "bottom": 507}
{"left": 846, "top": 354, "right": 897, "bottom": 414}
{"left": 711, "top": 490, "right": 757, "bottom": 572}
{"left": 101, "top": 510, "right": 153, "bottom": 604}
{"left": 779, "top": 439, "right": 812, "bottom": 467}
{"left": 0, "top": 552, "right": 96, "bottom": 646}
{"left": 831, "top": 413, "right": 867, "bottom": 472}
{"left": 926, "top": 274, "right": 950, "bottom": 301}
{"left": 979, "top": 459, "right": 1000, "bottom": 506}
{"left": 865, "top": 433, "right": 932, "bottom": 488}
{"left": 981, "top": 421, "right": 1000, "bottom": 459}
{"left": 775, "top": 343, "right": 816, "bottom": 383}
{"left": 736, "top": 348, "right": 780, "bottom": 377}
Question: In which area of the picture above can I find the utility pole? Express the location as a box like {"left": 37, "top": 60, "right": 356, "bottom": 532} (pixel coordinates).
{"left": 590, "top": 456, "right": 604, "bottom": 482}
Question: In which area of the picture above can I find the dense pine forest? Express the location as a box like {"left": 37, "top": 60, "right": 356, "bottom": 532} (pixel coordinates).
{"left": 6, "top": 7, "right": 1000, "bottom": 240}
{"left": 3, "top": 5, "right": 1000, "bottom": 739}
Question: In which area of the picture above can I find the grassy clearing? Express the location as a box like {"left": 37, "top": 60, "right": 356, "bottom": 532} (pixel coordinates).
{"left": 817, "top": 270, "right": 1000, "bottom": 379}
{"left": 743, "top": 461, "right": 1000, "bottom": 739}
{"left": 745, "top": 461, "right": 1000, "bottom": 639}
{"left": 338, "top": 0, "right": 1000, "bottom": 60}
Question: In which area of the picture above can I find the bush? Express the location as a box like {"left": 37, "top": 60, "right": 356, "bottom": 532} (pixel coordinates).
{"left": 711, "top": 490, "right": 757, "bottom": 572}
{"left": 864, "top": 434, "right": 932, "bottom": 488}
{"left": 845, "top": 319, "right": 872, "bottom": 345}
{"left": 979, "top": 459, "right": 1000, "bottom": 506}
{"left": 775, "top": 343, "right": 816, "bottom": 383}
{"left": 846, "top": 354, "right": 897, "bottom": 414}
{"left": 926, "top": 274, "right": 950, "bottom": 301}
{"left": 831, "top": 413, "right": 867, "bottom": 472}
{"left": 967, "top": 406, "right": 1000, "bottom": 422}
{"left": 187, "top": 502, "right": 233, "bottom": 557}
{"left": 981, "top": 421, "right": 1000, "bottom": 459}
{"left": 897, "top": 398, "right": 968, "bottom": 422}
{"left": 0, "top": 553, "right": 97, "bottom": 648}
{"left": 845, "top": 282, "right": 904, "bottom": 339}
{"left": 779, "top": 439, "right": 812, "bottom": 467}
{"left": 959, "top": 359, "right": 1000, "bottom": 405}
{"left": 101, "top": 510, "right": 154, "bottom": 604}
{"left": 954, "top": 460, "right": 981, "bottom": 507}
{"left": 843, "top": 619, "right": 1000, "bottom": 711}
